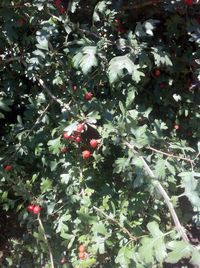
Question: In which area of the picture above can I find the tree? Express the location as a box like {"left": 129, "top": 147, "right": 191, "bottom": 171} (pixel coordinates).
{"left": 0, "top": 0, "right": 200, "bottom": 267}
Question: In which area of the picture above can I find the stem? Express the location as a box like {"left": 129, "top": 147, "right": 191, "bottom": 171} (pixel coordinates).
{"left": 38, "top": 216, "right": 55, "bottom": 268}
{"left": 93, "top": 206, "right": 136, "bottom": 241}
{"left": 125, "top": 141, "right": 189, "bottom": 243}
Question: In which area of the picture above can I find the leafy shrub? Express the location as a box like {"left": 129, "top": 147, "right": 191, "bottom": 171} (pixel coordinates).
{"left": 0, "top": 0, "right": 200, "bottom": 267}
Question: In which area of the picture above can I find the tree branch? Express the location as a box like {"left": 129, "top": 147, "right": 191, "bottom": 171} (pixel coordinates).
{"left": 125, "top": 141, "right": 189, "bottom": 243}
{"left": 93, "top": 206, "right": 137, "bottom": 241}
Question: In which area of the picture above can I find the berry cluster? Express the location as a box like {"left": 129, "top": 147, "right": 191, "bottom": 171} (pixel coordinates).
{"left": 54, "top": 0, "right": 65, "bottom": 14}
{"left": 63, "top": 123, "right": 99, "bottom": 159}
{"left": 27, "top": 204, "right": 41, "bottom": 215}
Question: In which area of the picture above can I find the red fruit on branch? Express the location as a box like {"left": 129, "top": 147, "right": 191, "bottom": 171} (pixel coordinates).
{"left": 73, "top": 85, "right": 77, "bottom": 91}
{"left": 33, "top": 205, "right": 41, "bottom": 214}
{"left": 60, "top": 257, "right": 67, "bottom": 265}
{"left": 76, "top": 123, "right": 85, "bottom": 132}
{"left": 4, "top": 165, "right": 12, "bottom": 171}
{"left": 79, "top": 245, "right": 86, "bottom": 253}
{"left": 159, "top": 83, "right": 166, "bottom": 88}
{"left": 75, "top": 136, "right": 82, "bottom": 143}
{"left": 183, "top": 0, "right": 193, "bottom": 5}
{"left": 60, "top": 147, "right": 68, "bottom": 154}
{"left": 78, "top": 252, "right": 85, "bottom": 260}
{"left": 63, "top": 132, "right": 70, "bottom": 139}
{"left": 27, "top": 204, "right": 35, "bottom": 213}
{"left": 90, "top": 139, "right": 98, "bottom": 148}
{"left": 174, "top": 124, "right": 180, "bottom": 130}
{"left": 84, "top": 92, "right": 93, "bottom": 101}
{"left": 82, "top": 150, "right": 91, "bottom": 159}
{"left": 155, "top": 69, "right": 161, "bottom": 76}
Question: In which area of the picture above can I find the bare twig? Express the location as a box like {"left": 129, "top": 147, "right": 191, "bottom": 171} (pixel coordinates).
{"left": 93, "top": 206, "right": 137, "bottom": 241}
{"left": 0, "top": 56, "right": 22, "bottom": 64}
{"left": 38, "top": 216, "right": 55, "bottom": 268}
{"left": 125, "top": 141, "right": 189, "bottom": 243}
{"left": 37, "top": 77, "right": 71, "bottom": 111}
{"left": 147, "top": 146, "right": 193, "bottom": 164}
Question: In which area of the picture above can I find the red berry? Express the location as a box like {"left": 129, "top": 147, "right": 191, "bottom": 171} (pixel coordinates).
{"left": 18, "top": 18, "right": 25, "bottom": 26}
{"left": 60, "top": 147, "right": 68, "bottom": 154}
{"left": 155, "top": 69, "right": 161, "bottom": 77}
{"left": 73, "top": 85, "right": 77, "bottom": 91}
{"left": 4, "top": 165, "right": 12, "bottom": 171}
{"left": 159, "top": 83, "right": 165, "bottom": 88}
{"left": 63, "top": 132, "right": 70, "bottom": 139}
{"left": 114, "top": 18, "right": 121, "bottom": 24}
{"left": 60, "top": 257, "right": 67, "bottom": 265}
{"left": 75, "top": 136, "right": 82, "bottom": 143}
{"left": 33, "top": 205, "right": 41, "bottom": 215}
{"left": 90, "top": 139, "right": 98, "bottom": 148}
{"left": 174, "top": 124, "right": 180, "bottom": 130}
{"left": 76, "top": 123, "right": 85, "bottom": 132}
{"left": 27, "top": 204, "right": 35, "bottom": 213}
{"left": 82, "top": 150, "right": 91, "bottom": 159}
{"left": 78, "top": 252, "right": 85, "bottom": 260}
{"left": 184, "top": 0, "right": 193, "bottom": 5}
{"left": 84, "top": 92, "right": 93, "bottom": 101}
{"left": 79, "top": 245, "right": 86, "bottom": 253}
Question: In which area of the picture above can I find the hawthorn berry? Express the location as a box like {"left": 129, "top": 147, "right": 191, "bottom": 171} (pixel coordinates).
{"left": 159, "top": 83, "right": 165, "bottom": 89}
{"left": 60, "top": 147, "right": 68, "bottom": 154}
{"left": 33, "top": 205, "right": 41, "bottom": 215}
{"left": 78, "top": 252, "right": 85, "bottom": 260}
{"left": 76, "top": 123, "right": 85, "bottom": 132}
{"left": 75, "top": 136, "right": 82, "bottom": 143}
{"left": 27, "top": 204, "right": 35, "bottom": 213}
{"left": 79, "top": 245, "right": 86, "bottom": 253}
{"left": 73, "top": 85, "right": 77, "bottom": 91}
{"left": 4, "top": 165, "right": 12, "bottom": 171}
{"left": 60, "top": 257, "right": 67, "bottom": 265}
{"left": 155, "top": 69, "right": 161, "bottom": 77}
{"left": 174, "top": 124, "right": 180, "bottom": 130}
{"left": 90, "top": 139, "right": 98, "bottom": 148}
{"left": 184, "top": 0, "right": 193, "bottom": 5}
{"left": 82, "top": 150, "right": 91, "bottom": 159}
{"left": 63, "top": 132, "right": 70, "bottom": 139}
{"left": 84, "top": 92, "right": 93, "bottom": 101}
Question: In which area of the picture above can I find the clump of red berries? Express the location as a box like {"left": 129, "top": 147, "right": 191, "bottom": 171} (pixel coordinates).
{"left": 54, "top": 0, "right": 65, "bottom": 14}
{"left": 27, "top": 204, "right": 41, "bottom": 215}
{"left": 4, "top": 165, "right": 12, "bottom": 171}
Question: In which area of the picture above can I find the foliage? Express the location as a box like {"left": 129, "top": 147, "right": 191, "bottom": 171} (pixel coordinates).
{"left": 0, "top": 0, "right": 200, "bottom": 267}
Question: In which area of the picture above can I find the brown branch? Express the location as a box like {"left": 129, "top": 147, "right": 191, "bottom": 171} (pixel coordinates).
{"left": 147, "top": 146, "right": 193, "bottom": 163}
{"left": 123, "top": 0, "right": 161, "bottom": 11}
{"left": 93, "top": 206, "right": 137, "bottom": 241}
{"left": 125, "top": 141, "right": 189, "bottom": 243}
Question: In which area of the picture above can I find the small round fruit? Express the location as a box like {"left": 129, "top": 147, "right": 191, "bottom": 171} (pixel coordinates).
{"left": 159, "top": 83, "right": 165, "bottom": 89}
{"left": 4, "top": 165, "right": 12, "bottom": 171}
{"left": 82, "top": 150, "right": 91, "bottom": 159}
{"left": 84, "top": 92, "right": 93, "bottom": 101}
{"left": 60, "top": 147, "right": 68, "bottom": 154}
{"left": 63, "top": 132, "right": 70, "bottom": 139}
{"left": 33, "top": 205, "right": 41, "bottom": 215}
{"left": 73, "top": 85, "right": 77, "bottom": 91}
{"left": 60, "top": 257, "right": 67, "bottom": 265}
{"left": 184, "top": 0, "right": 193, "bottom": 5}
{"left": 78, "top": 252, "right": 85, "bottom": 260}
{"left": 90, "top": 139, "right": 98, "bottom": 148}
{"left": 75, "top": 136, "right": 82, "bottom": 143}
{"left": 77, "top": 123, "right": 85, "bottom": 132}
{"left": 79, "top": 245, "right": 86, "bottom": 253}
{"left": 174, "top": 124, "right": 180, "bottom": 130}
{"left": 155, "top": 69, "right": 161, "bottom": 77}
{"left": 27, "top": 204, "right": 35, "bottom": 213}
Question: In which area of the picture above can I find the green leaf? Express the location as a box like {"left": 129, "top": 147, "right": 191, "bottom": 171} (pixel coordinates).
{"left": 72, "top": 46, "right": 98, "bottom": 74}
{"left": 115, "top": 246, "right": 133, "bottom": 268}
{"left": 165, "top": 241, "right": 191, "bottom": 263}
{"left": 40, "top": 178, "right": 52, "bottom": 193}
{"left": 190, "top": 248, "right": 200, "bottom": 266}
{"left": 47, "top": 137, "right": 61, "bottom": 154}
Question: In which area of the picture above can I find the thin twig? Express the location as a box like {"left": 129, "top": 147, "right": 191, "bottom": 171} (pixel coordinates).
{"left": 93, "top": 206, "right": 137, "bottom": 241}
{"left": 38, "top": 216, "right": 55, "bottom": 268}
{"left": 37, "top": 77, "right": 71, "bottom": 111}
{"left": 125, "top": 141, "right": 189, "bottom": 243}
{"left": 147, "top": 146, "right": 193, "bottom": 164}
{"left": 0, "top": 56, "right": 22, "bottom": 64}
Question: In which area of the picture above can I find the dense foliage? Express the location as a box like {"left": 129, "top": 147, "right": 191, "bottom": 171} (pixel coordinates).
{"left": 0, "top": 0, "right": 200, "bottom": 267}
